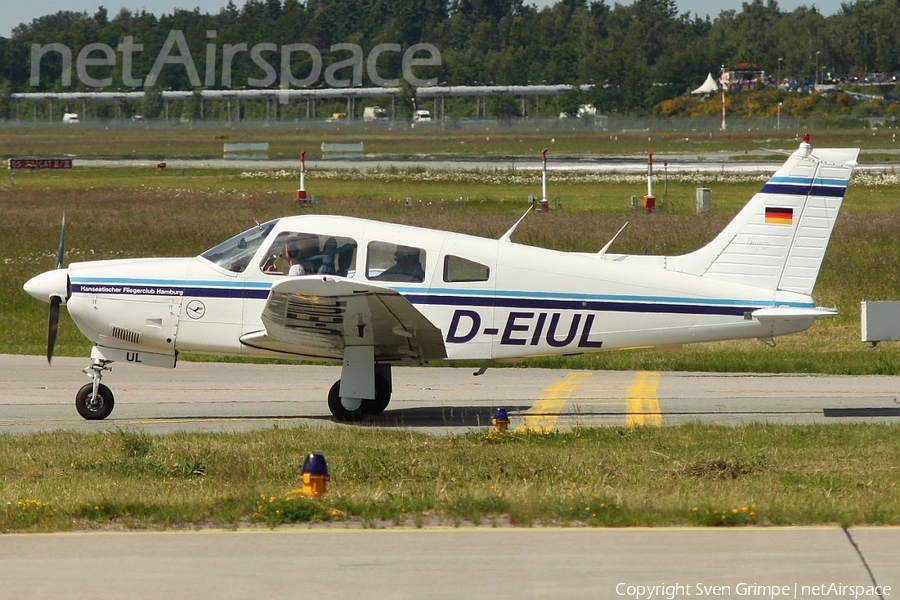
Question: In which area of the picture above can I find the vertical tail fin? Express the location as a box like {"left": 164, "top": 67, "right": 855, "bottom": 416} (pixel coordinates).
{"left": 667, "top": 137, "right": 859, "bottom": 294}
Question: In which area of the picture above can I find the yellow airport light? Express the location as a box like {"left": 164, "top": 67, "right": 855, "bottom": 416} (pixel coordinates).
{"left": 492, "top": 407, "right": 510, "bottom": 432}
{"left": 301, "top": 452, "right": 330, "bottom": 497}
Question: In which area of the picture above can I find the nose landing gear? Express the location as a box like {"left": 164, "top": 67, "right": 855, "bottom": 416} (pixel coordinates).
{"left": 76, "top": 358, "right": 115, "bottom": 420}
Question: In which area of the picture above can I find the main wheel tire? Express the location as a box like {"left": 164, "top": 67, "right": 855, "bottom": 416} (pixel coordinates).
{"left": 362, "top": 374, "right": 392, "bottom": 416}
{"left": 327, "top": 376, "right": 392, "bottom": 422}
{"left": 328, "top": 380, "right": 367, "bottom": 422}
{"left": 75, "top": 382, "right": 115, "bottom": 420}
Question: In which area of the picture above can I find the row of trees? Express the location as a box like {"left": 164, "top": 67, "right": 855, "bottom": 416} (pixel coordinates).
{"left": 2, "top": 0, "right": 900, "bottom": 116}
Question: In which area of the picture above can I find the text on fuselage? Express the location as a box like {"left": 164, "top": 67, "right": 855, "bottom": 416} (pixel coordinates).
{"left": 447, "top": 310, "right": 603, "bottom": 348}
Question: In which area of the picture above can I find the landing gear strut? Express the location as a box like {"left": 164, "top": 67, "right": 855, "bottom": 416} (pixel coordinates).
{"left": 76, "top": 358, "right": 115, "bottom": 420}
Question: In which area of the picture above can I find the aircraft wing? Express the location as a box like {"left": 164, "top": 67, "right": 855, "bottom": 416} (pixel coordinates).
{"left": 240, "top": 276, "right": 447, "bottom": 363}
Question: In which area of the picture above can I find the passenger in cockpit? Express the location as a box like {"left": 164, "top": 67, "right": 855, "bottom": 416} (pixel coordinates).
{"left": 310, "top": 237, "right": 338, "bottom": 274}
{"left": 376, "top": 245, "right": 425, "bottom": 282}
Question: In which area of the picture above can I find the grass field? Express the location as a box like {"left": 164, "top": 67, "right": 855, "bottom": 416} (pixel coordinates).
{"left": 2, "top": 124, "right": 900, "bottom": 531}
{"left": 2, "top": 424, "right": 899, "bottom": 532}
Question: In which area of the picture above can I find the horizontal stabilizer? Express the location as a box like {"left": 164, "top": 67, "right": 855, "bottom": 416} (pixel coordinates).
{"left": 748, "top": 306, "right": 838, "bottom": 321}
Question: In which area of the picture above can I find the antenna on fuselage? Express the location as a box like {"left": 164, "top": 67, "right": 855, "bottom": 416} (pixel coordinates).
{"left": 499, "top": 206, "right": 534, "bottom": 243}
{"left": 597, "top": 222, "right": 628, "bottom": 258}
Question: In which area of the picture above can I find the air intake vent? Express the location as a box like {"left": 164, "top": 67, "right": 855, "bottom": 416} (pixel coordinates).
{"left": 110, "top": 326, "right": 142, "bottom": 345}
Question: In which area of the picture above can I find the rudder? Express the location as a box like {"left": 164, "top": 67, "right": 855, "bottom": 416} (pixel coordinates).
{"left": 667, "top": 137, "right": 859, "bottom": 294}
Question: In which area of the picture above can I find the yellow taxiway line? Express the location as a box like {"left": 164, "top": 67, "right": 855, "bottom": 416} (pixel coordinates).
{"left": 517, "top": 372, "right": 593, "bottom": 432}
{"left": 512, "top": 370, "right": 665, "bottom": 432}
{"left": 625, "top": 371, "right": 661, "bottom": 427}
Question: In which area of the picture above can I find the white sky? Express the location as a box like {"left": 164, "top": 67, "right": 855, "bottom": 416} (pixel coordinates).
{"left": 1, "top": 0, "right": 846, "bottom": 39}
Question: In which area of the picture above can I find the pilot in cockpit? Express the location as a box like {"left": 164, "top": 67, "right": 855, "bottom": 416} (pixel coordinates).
{"left": 263, "top": 234, "right": 311, "bottom": 276}
{"left": 284, "top": 239, "right": 305, "bottom": 276}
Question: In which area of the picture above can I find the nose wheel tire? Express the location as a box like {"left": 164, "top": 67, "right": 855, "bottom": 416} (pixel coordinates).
{"left": 75, "top": 383, "right": 115, "bottom": 420}
{"left": 327, "top": 375, "right": 391, "bottom": 422}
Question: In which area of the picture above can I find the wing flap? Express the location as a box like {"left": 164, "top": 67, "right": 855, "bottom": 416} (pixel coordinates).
{"left": 240, "top": 276, "right": 447, "bottom": 363}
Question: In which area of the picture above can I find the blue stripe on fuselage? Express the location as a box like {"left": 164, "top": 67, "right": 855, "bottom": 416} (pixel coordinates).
{"left": 404, "top": 293, "right": 803, "bottom": 317}
{"left": 70, "top": 278, "right": 810, "bottom": 317}
{"left": 72, "top": 277, "right": 271, "bottom": 289}
{"left": 71, "top": 278, "right": 271, "bottom": 300}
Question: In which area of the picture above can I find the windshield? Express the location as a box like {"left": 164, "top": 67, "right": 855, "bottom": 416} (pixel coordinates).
{"left": 200, "top": 219, "right": 279, "bottom": 273}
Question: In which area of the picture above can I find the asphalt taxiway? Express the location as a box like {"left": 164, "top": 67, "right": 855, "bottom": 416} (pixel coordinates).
{"left": 75, "top": 153, "right": 900, "bottom": 175}
{"left": 3, "top": 354, "right": 898, "bottom": 435}
{"left": 2, "top": 527, "right": 898, "bottom": 600}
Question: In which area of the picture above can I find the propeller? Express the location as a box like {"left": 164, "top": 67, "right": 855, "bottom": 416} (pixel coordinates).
{"left": 23, "top": 214, "right": 70, "bottom": 365}
{"left": 47, "top": 296, "right": 60, "bottom": 363}
{"left": 47, "top": 215, "right": 66, "bottom": 364}
{"left": 56, "top": 214, "right": 66, "bottom": 270}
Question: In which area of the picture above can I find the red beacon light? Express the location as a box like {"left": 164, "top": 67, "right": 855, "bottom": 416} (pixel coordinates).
{"left": 643, "top": 150, "right": 656, "bottom": 212}
{"left": 295, "top": 151, "right": 307, "bottom": 203}
{"left": 800, "top": 133, "right": 812, "bottom": 157}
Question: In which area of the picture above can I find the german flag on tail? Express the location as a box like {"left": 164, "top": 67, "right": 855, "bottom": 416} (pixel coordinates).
{"left": 765, "top": 206, "right": 793, "bottom": 225}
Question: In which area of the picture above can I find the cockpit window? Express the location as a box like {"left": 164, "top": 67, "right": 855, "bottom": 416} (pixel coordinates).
{"left": 260, "top": 232, "right": 358, "bottom": 277}
{"left": 201, "top": 219, "right": 278, "bottom": 273}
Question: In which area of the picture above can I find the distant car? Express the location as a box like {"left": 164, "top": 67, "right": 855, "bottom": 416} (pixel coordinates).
{"left": 363, "top": 107, "right": 388, "bottom": 121}
{"left": 62, "top": 113, "right": 79, "bottom": 124}
{"left": 412, "top": 110, "right": 431, "bottom": 122}
{"left": 785, "top": 79, "right": 814, "bottom": 94}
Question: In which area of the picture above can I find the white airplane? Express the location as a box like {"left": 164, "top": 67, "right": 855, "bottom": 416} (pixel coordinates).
{"left": 24, "top": 135, "right": 859, "bottom": 422}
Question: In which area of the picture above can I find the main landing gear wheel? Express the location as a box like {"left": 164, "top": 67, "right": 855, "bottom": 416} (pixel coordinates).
{"left": 75, "top": 383, "right": 115, "bottom": 420}
{"left": 327, "top": 375, "right": 391, "bottom": 422}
